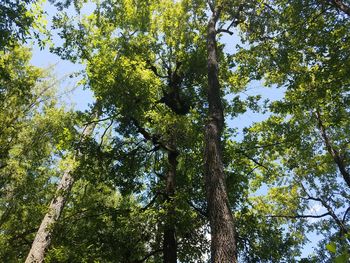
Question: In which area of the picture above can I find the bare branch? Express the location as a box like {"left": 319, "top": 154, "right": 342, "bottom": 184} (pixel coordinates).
{"left": 99, "top": 120, "right": 114, "bottom": 148}
{"left": 130, "top": 117, "right": 175, "bottom": 152}
{"left": 239, "top": 151, "right": 269, "bottom": 170}
{"left": 83, "top": 115, "right": 116, "bottom": 126}
{"left": 299, "top": 185, "right": 347, "bottom": 234}
{"left": 145, "top": 60, "right": 167, "bottom": 78}
{"left": 217, "top": 4, "right": 244, "bottom": 35}
{"left": 217, "top": 28, "right": 234, "bottom": 35}
{"left": 267, "top": 212, "right": 331, "bottom": 219}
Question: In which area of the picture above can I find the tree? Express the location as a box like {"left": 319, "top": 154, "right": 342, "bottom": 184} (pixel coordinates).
{"left": 51, "top": 0, "right": 211, "bottom": 261}
{"left": 25, "top": 104, "right": 100, "bottom": 263}
{"left": 4, "top": 0, "right": 347, "bottom": 261}
{"left": 0, "top": 0, "right": 45, "bottom": 48}
{"left": 0, "top": 46, "right": 76, "bottom": 262}
{"left": 49, "top": 0, "right": 304, "bottom": 261}
{"left": 233, "top": 0, "right": 350, "bottom": 260}
{"left": 204, "top": 1, "right": 237, "bottom": 261}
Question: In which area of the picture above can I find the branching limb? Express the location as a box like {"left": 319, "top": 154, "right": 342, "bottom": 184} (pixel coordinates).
{"left": 130, "top": 117, "right": 175, "bottom": 152}
{"left": 300, "top": 183, "right": 347, "bottom": 234}
{"left": 343, "top": 206, "right": 350, "bottom": 224}
{"left": 145, "top": 60, "right": 167, "bottom": 78}
{"left": 236, "top": 150, "right": 269, "bottom": 170}
{"left": 315, "top": 110, "right": 350, "bottom": 188}
{"left": 99, "top": 120, "right": 113, "bottom": 148}
{"left": 217, "top": 4, "right": 244, "bottom": 35}
{"left": 83, "top": 115, "right": 116, "bottom": 126}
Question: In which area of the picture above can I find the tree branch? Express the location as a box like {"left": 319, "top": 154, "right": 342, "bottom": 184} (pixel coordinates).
{"left": 236, "top": 150, "right": 269, "bottom": 170}
{"left": 207, "top": 0, "right": 214, "bottom": 13}
{"left": 299, "top": 183, "right": 347, "bottom": 234}
{"left": 315, "top": 110, "right": 350, "bottom": 188}
{"left": 141, "top": 194, "right": 159, "bottom": 211}
{"left": 187, "top": 200, "right": 208, "bottom": 218}
{"left": 217, "top": 28, "right": 234, "bottom": 35}
{"left": 83, "top": 115, "right": 116, "bottom": 126}
{"left": 130, "top": 117, "right": 175, "bottom": 152}
{"left": 145, "top": 60, "right": 167, "bottom": 78}
{"left": 217, "top": 4, "right": 244, "bottom": 35}
{"left": 266, "top": 212, "right": 331, "bottom": 219}
{"left": 343, "top": 206, "right": 350, "bottom": 224}
{"left": 99, "top": 120, "right": 113, "bottom": 148}
{"left": 134, "top": 249, "right": 163, "bottom": 263}
{"left": 328, "top": 0, "right": 350, "bottom": 16}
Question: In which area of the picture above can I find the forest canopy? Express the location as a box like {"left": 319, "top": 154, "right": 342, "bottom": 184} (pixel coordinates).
{"left": 0, "top": 0, "right": 350, "bottom": 262}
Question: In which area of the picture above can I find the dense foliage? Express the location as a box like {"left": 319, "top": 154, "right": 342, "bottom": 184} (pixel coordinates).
{"left": 1, "top": 0, "right": 349, "bottom": 262}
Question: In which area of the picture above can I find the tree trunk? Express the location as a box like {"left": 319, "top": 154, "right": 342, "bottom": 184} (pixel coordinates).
{"left": 204, "top": 6, "right": 237, "bottom": 263}
{"left": 163, "top": 149, "right": 178, "bottom": 263}
{"left": 130, "top": 118, "right": 179, "bottom": 263}
{"left": 315, "top": 110, "right": 350, "bottom": 188}
{"left": 25, "top": 109, "right": 99, "bottom": 263}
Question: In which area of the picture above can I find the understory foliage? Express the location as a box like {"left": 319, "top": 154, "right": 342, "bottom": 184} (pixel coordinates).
{"left": 0, "top": 0, "right": 350, "bottom": 262}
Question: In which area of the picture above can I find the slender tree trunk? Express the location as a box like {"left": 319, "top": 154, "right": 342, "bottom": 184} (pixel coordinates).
{"left": 163, "top": 149, "right": 178, "bottom": 263}
{"left": 315, "top": 110, "right": 350, "bottom": 188}
{"left": 204, "top": 5, "right": 237, "bottom": 263}
{"left": 25, "top": 108, "right": 100, "bottom": 263}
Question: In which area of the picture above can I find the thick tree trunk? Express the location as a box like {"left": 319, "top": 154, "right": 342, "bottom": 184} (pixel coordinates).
{"left": 25, "top": 110, "right": 99, "bottom": 263}
{"left": 163, "top": 149, "right": 178, "bottom": 263}
{"left": 204, "top": 7, "right": 237, "bottom": 263}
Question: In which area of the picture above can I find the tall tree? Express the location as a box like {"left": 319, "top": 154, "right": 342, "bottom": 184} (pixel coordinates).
{"left": 25, "top": 105, "right": 100, "bottom": 263}
{"left": 0, "top": 46, "right": 77, "bottom": 262}
{"left": 232, "top": 0, "right": 350, "bottom": 260}
{"left": 51, "top": 1, "right": 210, "bottom": 261}
{"left": 204, "top": 1, "right": 237, "bottom": 262}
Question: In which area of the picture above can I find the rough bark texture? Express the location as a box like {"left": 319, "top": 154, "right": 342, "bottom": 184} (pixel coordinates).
{"left": 25, "top": 111, "right": 99, "bottom": 263}
{"left": 163, "top": 150, "right": 178, "bottom": 263}
{"left": 25, "top": 169, "right": 74, "bottom": 263}
{"left": 204, "top": 6, "right": 237, "bottom": 263}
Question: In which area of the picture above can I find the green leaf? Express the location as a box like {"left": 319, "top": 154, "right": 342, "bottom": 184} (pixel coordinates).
{"left": 334, "top": 253, "right": 349, "bottom": 263}
{"left": 326, "top": 242, "right": 336, "bottom": 253}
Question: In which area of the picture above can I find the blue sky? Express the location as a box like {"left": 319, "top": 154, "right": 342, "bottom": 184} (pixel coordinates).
{"left": 30, "top": 1, "right": 94, "bottom": 112}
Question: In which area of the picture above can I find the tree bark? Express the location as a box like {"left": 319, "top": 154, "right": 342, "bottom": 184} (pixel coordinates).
{"left": 204, "top": 5, "right": 237, "bottom": 263}
{"left": 130, "top": 118, "right": 179, "bottom": 263}
{"left": 329, "top": 0, "right": 350, "bottom": 16}
{"left": 25, "top": 108, "right": 100, "bottom": 263}
{"left": 315, "top": 110, "right": 350, "bottom": 188}
{"left": 163, "top": 149, "right": 178, "bottom": 263}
